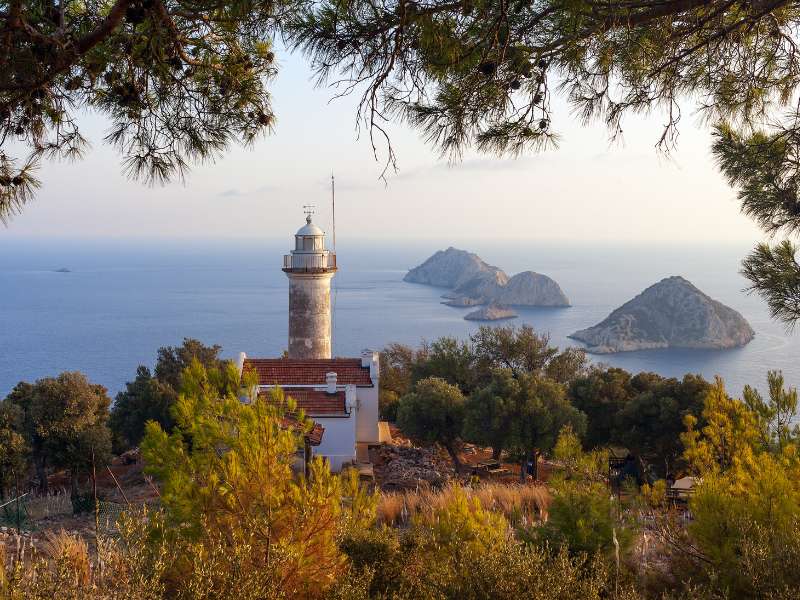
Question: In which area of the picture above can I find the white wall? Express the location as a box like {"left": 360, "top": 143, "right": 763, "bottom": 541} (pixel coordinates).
{"left": 313, "top": 416, "right": 356, "bottom": 472}
{"left": 357, "top": 350, "right": 380, "bottom": 444}
{"left": 356, "top": 386, "right": 379, "bottom": 444}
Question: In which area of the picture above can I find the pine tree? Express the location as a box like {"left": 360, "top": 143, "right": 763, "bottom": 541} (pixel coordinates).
{"left": 0, "top": 0, "right": 280, "bottom": 221}
{"left": 141, "top": 358, "right": 376, "bottom": 597}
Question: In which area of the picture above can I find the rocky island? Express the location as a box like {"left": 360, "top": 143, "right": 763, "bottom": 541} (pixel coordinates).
{"left": 405, "top": 248, "right": 570, "bottom": 319}
{"left": 569, "top": 276, "right": 755, "bottom": 353}
{"left": 464, "top": 305, "right": 518, "bottom": 321}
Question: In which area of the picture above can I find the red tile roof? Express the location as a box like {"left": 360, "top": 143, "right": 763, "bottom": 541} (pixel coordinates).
{"left": 263, "top": 388, "right": 347, "bottom": 416}
{"left": 306, "top": 422, "right": 324, "bottom": 446}
{"left": 280, "top": 415, "right": 325, "bottom": 446}
{"left": 243, "top": 358, "right": 373, "bottom": 387}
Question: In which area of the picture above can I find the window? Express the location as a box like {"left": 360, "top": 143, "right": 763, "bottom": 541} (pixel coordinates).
{"left": 303, "top": 237, "right": 313, "bottom": 251}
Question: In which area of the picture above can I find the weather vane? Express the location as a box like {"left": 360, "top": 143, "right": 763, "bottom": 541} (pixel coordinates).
{"left": 303, "top": 204, "right": 315, "bottom": 222}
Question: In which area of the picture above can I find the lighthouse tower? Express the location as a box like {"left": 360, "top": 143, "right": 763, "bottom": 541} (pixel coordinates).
{"left": 282, "top": 208, "right": 337, "bottom": 359}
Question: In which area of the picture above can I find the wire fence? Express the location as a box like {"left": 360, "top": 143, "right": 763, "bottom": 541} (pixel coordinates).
{"left": 0, "top": 491, "right": 129, "bottom": 534}
{"left": 96, "top": 500, "right": 130, "bottom": 534}
{"left": 0, "top": 497, "right": 33, "bottom": 531}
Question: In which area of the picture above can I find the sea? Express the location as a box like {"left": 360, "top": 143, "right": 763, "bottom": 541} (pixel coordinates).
{"left": 1, "top": 238, "right": 797, "bottom": 400}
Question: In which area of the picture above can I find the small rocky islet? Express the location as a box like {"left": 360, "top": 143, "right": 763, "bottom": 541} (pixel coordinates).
{"left": 464, "top": 305, "right": 518, "bottom": 321}
{"left": 404, "top": 247, "right": 570, "bottom": 321}
{"left": 569, "top": 276, "right": 755, "bottom": 354}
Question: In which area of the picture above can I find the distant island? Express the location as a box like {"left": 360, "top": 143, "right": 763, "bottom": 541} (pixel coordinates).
{"left": 53, "top": 268, "right": 71, "bottom": 273}
{"left": 569, "top": 276, "right": 755, "bottom": 353}
{"left": 404, "top": 248, "right": 570, "bottom": 319}
{"left": 464, "top": 305, "right": 518, "bottom": 321}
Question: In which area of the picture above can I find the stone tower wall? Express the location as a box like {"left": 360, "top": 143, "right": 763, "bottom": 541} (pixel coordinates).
{"left": 287, "top": 272, "right": 334, "bottom": 359}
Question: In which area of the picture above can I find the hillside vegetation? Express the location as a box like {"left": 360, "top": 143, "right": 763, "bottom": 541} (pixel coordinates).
{"left": 2, "top": 329, "right": 800, "bottom": 599}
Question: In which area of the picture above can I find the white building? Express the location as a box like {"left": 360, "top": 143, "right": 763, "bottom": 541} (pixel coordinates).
{"left": 237, "top": 211, "right": 380, "bottom": 471}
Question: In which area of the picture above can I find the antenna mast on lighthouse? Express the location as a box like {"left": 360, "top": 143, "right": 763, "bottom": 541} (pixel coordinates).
{"left": 331, "top": 173, "right": 336, "bottom": 251}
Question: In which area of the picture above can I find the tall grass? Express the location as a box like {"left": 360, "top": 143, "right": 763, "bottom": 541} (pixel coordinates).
{"left": 377, "top": 482, "right": 550, "bottom": 527}
{"left": 25, "top": 489, "right": 73, "bottom": 521}
{"left": 0, "top": 540, "right": 6, "bottom": 592}
{"left": 0, "top": 514, "right": 166, "bottom": 599}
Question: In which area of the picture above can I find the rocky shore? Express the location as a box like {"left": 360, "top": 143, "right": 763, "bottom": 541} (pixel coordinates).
{"left": 464, "top": 305, "right": 518, "bottom": 321}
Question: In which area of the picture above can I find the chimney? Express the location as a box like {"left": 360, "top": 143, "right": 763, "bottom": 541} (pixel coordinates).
{"left": 361, "top": 349, "right": 379, "bottom": 381}
{"left": 326, "top": 372, "right": 338, "bottom": 394}
{"left": 345, "top": 384, "right": 357, "bottom": 411}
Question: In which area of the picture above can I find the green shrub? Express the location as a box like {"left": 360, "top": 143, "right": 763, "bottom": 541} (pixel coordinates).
{"left": 525, "top": 479, "right": 635, "bottom": 557}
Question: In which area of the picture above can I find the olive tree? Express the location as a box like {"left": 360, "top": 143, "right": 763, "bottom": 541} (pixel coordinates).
{"left": 397, "top": 376, "right": 466, "bottom": 470}
{"left": 462, "top": 369, "right": 519, "bottom": 461}
{"left": 5, "top": 372, "right": 112, "bottom": 496}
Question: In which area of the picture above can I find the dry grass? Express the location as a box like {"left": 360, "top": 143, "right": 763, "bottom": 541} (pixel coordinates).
{"left": 0, "top": 541, "right": 6, "bottom": 591}
{"left": 378, "top": 482, "right": 550, "bottom": 527}
{"left": 378, "top": 492, "right": 405, "bottom": 525}
{"left": 1, "top": 517, "right": 167, "bottom": 599}
{"left": 42, "top": 529, "right": 91, "bottom": 586}
{"left": 25, "top": 489, "right": 73, "bottom": 521}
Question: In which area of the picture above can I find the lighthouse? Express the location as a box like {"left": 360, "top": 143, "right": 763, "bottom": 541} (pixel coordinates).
{"left": 282, "top": 207, "right": 337, "bottom": 359}
{"left": 237, "top": 205, "right": 383, "bottom": 470}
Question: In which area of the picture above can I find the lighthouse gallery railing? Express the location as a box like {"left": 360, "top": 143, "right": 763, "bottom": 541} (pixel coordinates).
{"left": 282, "top": 253, "right": 337, "bottom": 271}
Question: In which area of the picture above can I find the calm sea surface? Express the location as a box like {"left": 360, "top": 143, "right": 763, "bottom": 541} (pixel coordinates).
{"left": 1, "top": 238, "right": 797, "bottom": 399}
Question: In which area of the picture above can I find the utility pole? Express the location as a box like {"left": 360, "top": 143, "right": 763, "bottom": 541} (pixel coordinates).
{"left": 331, "top": 173, "right": 336, "bottom": 251}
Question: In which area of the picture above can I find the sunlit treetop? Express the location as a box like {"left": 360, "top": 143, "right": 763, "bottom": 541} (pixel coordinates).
{"left": 3, "top": 1, "right": 800, "bottom": 217}
{"left": 0, "top": 0, "right": 283, "bottom": 221}
{"left": 288, "top": 1, "right": 800, "bottom": 163}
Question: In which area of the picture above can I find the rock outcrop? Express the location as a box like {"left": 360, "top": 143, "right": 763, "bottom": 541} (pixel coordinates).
{"left": 404, "top": 247, "right": 504, "bottom": 289}
{"left": 464, "top": 305, "right": 518, "bottom": 321}
{"left": 569, "top": 276, "right": 755, "bottom": 353}
{"left": 405, "top": 247, "right": 570, "bottom": 308}
{"left": 495, "top": 271, "right": 571, "bottom": 307}
{"left": 449, "top": 269, "right": 509, "bottom": 300}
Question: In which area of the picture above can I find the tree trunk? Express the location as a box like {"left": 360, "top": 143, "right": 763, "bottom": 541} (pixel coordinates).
{"left": 304, "top": 439, "right": 312, "bottom": 480}
{"left": 445, "top": 443, "right": 462, "bottom": 473}
{"left": 36, "top": 456, "right": 48, "bottom": 493}
{"left": 70, "top": 468, "right": 79, "bottom": 500}
{"left": 491, "top": 446, "right": 502, "bottom": 461}
{"left": 520, "top": 449, "right": 540, "bottom": 483}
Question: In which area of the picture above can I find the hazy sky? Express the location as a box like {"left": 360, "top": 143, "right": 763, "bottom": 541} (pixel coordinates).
{"left": 4, "top": 51, "right": 763, "bottom": 244}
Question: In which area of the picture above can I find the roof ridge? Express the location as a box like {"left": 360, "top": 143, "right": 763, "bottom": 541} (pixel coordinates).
{"left": 243, "top": 358, "right": 374, "bottom": 387}
{"left": 244, "top": 357, "right": 362, "bottom": 362}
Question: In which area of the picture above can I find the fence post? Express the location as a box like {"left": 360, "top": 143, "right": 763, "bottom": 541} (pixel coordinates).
{"left": 13, "top": 469, "right": 20, "bottom": 534}
{"left": 106, "top": 465, "right": 130, "bottom": 506}
{"left": 92, "top": 447, "right": 100, "bottom": 566}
